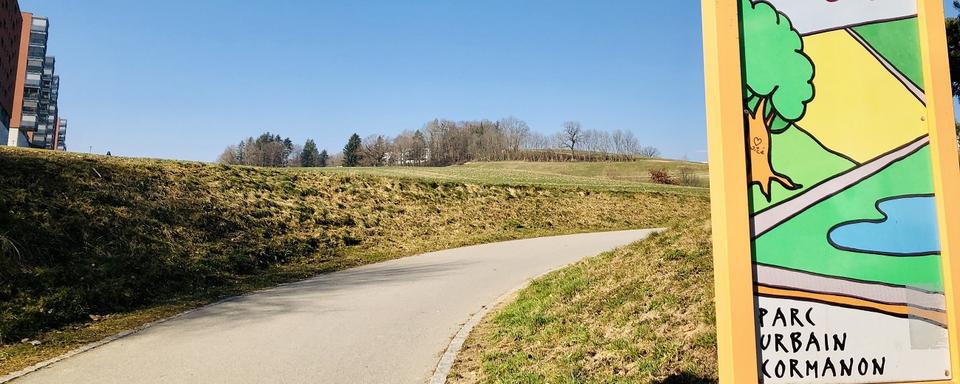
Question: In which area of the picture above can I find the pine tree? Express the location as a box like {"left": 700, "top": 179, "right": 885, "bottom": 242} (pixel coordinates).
{"left": 301, "top": 139, "right": 320, "bottom": 167}
{"left": 318, "top": 150, "right": 329, "bottom": 167}
{"left": 343, "top": 134, "right": 362, "bottom": 167}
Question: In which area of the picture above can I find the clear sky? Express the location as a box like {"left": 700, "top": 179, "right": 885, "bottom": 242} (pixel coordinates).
{"left": 18, "top": 0, "right": 709, "bottom": 162}
{"left": 19, "top": 1, "right": 960, "bottom": 163}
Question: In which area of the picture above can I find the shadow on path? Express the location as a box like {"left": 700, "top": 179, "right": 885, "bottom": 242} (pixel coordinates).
{"left": 654, "top": 373, "right": 718, "bottom": 384}
{"left": 153, "top": 260, "right": 475, "bottom": 336}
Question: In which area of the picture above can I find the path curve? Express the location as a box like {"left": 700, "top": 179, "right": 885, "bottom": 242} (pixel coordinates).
{"left": 12, "top": 229, "right": 658, "bottom": 384}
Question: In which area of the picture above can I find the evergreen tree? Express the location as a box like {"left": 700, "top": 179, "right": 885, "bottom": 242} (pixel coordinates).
{"left": 947, "top": 2, "right": 960, "bottom": 100}
{"left": 319, "top": 149, "right": 329, "bottom": 167}
{"left": 301, "top": 139, "right": 320, "bottom": 167}
{"left": 343, "top": 134, "right": 362, "bottom": 167}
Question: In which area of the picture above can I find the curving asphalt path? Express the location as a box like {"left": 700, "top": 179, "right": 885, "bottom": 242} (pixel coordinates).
{"left": 13, "top": 229, "right": 657, "bottom": 384}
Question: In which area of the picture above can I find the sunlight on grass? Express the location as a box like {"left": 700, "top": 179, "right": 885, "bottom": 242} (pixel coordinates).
{"left": 449, "top": 219, "right": 717, "bottom": 384}
{"left": 0, "top": 148, "right": 709, "bottom": 376}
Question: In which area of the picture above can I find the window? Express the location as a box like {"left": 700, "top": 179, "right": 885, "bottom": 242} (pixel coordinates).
{"left": 25, "top": 73, "right": 40, "bottom": 87}
{"left": 27, "top": 46, "right": 45, "bottom": 58}
{"left": 29, "top": 33, "right": 45, "bottom": 45}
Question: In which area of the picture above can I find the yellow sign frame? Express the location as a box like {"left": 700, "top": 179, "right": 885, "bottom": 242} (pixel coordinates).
{"left": 701, "top": 0, "right": 960, "bottom": 383}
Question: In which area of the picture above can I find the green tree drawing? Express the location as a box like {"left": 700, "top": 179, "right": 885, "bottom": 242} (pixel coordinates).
{"left": 741, "top": 0, "right": 815, "bottom": 199}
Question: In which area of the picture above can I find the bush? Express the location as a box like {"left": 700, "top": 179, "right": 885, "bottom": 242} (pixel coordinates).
{"left": 676, "top": 167, "right": 709, "bottom": 188}
{"left": 649, "top": 169, "right": 676, "bottom": 185}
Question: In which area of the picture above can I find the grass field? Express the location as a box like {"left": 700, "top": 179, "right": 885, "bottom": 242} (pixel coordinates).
{"left": 449, "top": 218, "right": 717, "bottom": 384}
{"left": 316, "top": 160, "right": 709, "bottom": 194}
{"left": 0, "top": 148, "right": 709, "bottom": 376}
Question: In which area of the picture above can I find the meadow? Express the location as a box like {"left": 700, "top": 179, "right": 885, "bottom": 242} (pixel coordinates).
{"left": 0, "top": 148, "right": 709, "bottom": 376}
{"left": 318, "top": 160, "right": 709, "bottom": 193}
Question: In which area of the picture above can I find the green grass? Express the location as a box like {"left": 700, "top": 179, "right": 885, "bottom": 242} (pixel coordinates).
{"left": 755, "top": 146, "right": 943, "bottom": 289}
{"left": 314, "top": 160, "right": 709, "bottom": 195}
{"left": 853, "top": 18, "right": 924, "bottom": 90}
{"left": 751, "top": 126, "right": 855, "bottom": 212}
{"left": 449, "top": 219, "right": 717, "bottom": 384}
{"left": 0, "top": 147, "right": 709, "bottom": 375}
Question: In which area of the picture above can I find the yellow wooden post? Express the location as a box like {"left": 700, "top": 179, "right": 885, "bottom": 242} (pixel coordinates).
{"left": 704, "top": 0, "right": 960, "bottom": 383}
{"left": 701, "top": 1, "right": 760, "bottom": 383}
{"left": 919, "top": 0, "right": 960, "bottom": 381}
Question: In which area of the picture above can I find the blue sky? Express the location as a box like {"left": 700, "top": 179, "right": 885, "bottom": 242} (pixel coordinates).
{"left": 19, "top": 1, "right": 960, "bottom": 163}
{"left": 19, "top": 1, "right": 708, "bottom": 162}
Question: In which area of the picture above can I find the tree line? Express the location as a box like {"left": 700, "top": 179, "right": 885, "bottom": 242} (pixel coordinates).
{"left": 218, "top": 118, "right": 660, "bottom": 167}
{"left": 218, "top": 132, "right": 329, "bottom": 167}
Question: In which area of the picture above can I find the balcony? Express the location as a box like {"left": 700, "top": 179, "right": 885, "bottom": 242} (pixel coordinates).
{"left": 25, "top": 73, "right": 41, "bottom": 87}
{"left": 27, "top": 45, "right": 46, "bottom": 59}
{"left": 20, "top": 114, "right": 37, "bottom": 130}
{"left": 27, "top": 58, "right": 42, "bottom": 72}
{"left": 30, "top": 18, "right": 48, "bottom": 33}
{"left": 29, "top": 33, "right": 46, "bottom": 46}
{"left": 43, "top": 57, "right": 55, "bottom": 73}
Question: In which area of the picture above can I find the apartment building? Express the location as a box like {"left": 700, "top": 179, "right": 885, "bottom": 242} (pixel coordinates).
{"left": 53, "top": 117, "right": 65, "bottom": 151}
{"left": 0, "top": 4, "right": 68, "bottom": 150}
{"left": 0, "top": 0, "right": 22, "bottom": 146}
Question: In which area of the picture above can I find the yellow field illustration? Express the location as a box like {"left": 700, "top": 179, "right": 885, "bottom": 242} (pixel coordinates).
{"left": 799, "top": 31, "right": 927, "bottom": 163}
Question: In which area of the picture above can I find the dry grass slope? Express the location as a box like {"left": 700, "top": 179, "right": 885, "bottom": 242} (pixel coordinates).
{"left": 449, "top": 219, "right": 718, "bottom": 384}
{"left": 0, "top": 148, "right": 708, "bottom": 375}
{"left": 317, "top": 160, "right": 710, "bottom": 194}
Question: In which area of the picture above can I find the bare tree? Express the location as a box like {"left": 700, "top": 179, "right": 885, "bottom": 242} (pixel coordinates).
{"left": 500, "top": 117, "right": 530, "bottom": 160}
{"left": 328, "top": 152, "right": 344, "bottom": 167}
{"left": 218, "top": 145, "right": 240, "bottom": 164}
{"left": 411, "top": 130, "right": 427, "bottom": 165}
{"left": 581, "top": 129, "right": 611, "bottom": 159}
{"left": 391, "top": 131, "right": 414, "bottom": 166}
{"left": 638, "top": 146, "right": 661, "bottom": 158}
{"left": 362, "top": 135, "right": 389, "bottom": 166}
{"left": 611, "top": 129, "right": 627, "bottom": 155}
{"left": 218, "top": 118, "right": 665, "bottom": 167}
{"left": 560, "top": 121, "right": 583, "bottom": 158}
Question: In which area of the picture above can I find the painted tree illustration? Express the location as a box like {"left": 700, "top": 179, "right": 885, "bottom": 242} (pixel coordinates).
{"left": 741, "top": 0, "right": 815, "bottom": 200}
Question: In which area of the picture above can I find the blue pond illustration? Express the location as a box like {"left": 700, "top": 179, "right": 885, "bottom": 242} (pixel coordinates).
{"left": 829, "top": 195, "right": 941, "bottom": 256}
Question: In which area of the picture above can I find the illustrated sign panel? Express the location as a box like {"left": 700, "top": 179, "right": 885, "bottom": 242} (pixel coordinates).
{"left": 739, "top": 0, "right": 952, "bottom": 382}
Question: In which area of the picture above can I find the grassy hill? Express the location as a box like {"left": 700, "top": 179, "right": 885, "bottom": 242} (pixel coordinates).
{"left": 450, "top": 219, "right": 717, "bottom": 384}
{"left": 321, "top": 160, "right": 709, "bottom": 193}
{"left": 0, "top": 148, "right": 708, "bottom": 375}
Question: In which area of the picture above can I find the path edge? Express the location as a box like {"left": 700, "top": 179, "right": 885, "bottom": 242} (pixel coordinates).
{"left": 0, "top": 288, "right": 282, "bottom": 383}
{"left": 428, "top": 228, "right": 663, "bottom": 384}
{"left": 2, "top": 228, "right": 661, "bottom": 384}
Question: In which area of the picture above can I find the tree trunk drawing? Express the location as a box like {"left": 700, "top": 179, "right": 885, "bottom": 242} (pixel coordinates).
{"left": 746, "top": 97, "right": 799, "bottom": 199}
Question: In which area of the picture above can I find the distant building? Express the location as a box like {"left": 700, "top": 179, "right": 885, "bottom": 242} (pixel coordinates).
{"left": 28, "top": 54, "right": 60, "bottom": 149}
{"left": 0, "top": 5, "right": 67, "bottom": 150}
{"left": 53, "top": 117, "right": 65, "bottom": 150}
{"left": 0, "top": 0, "right": 22, "bottom": 146}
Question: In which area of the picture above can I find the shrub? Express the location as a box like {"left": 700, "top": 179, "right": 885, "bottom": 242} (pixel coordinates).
{"left": 649, "top": 169, "right": 676, "bottom": 185}
{"left": 676, "top": 167, "right": 709, "bottom": 188}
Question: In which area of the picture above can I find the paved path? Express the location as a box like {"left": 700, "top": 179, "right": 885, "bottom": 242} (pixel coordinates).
{"left": 14, "top": 229, "right": 657, "bottom": 384}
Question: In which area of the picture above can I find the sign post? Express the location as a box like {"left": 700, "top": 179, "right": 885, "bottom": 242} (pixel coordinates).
{"left": 702, "top": 0, "right": 960, "bottom": 383}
